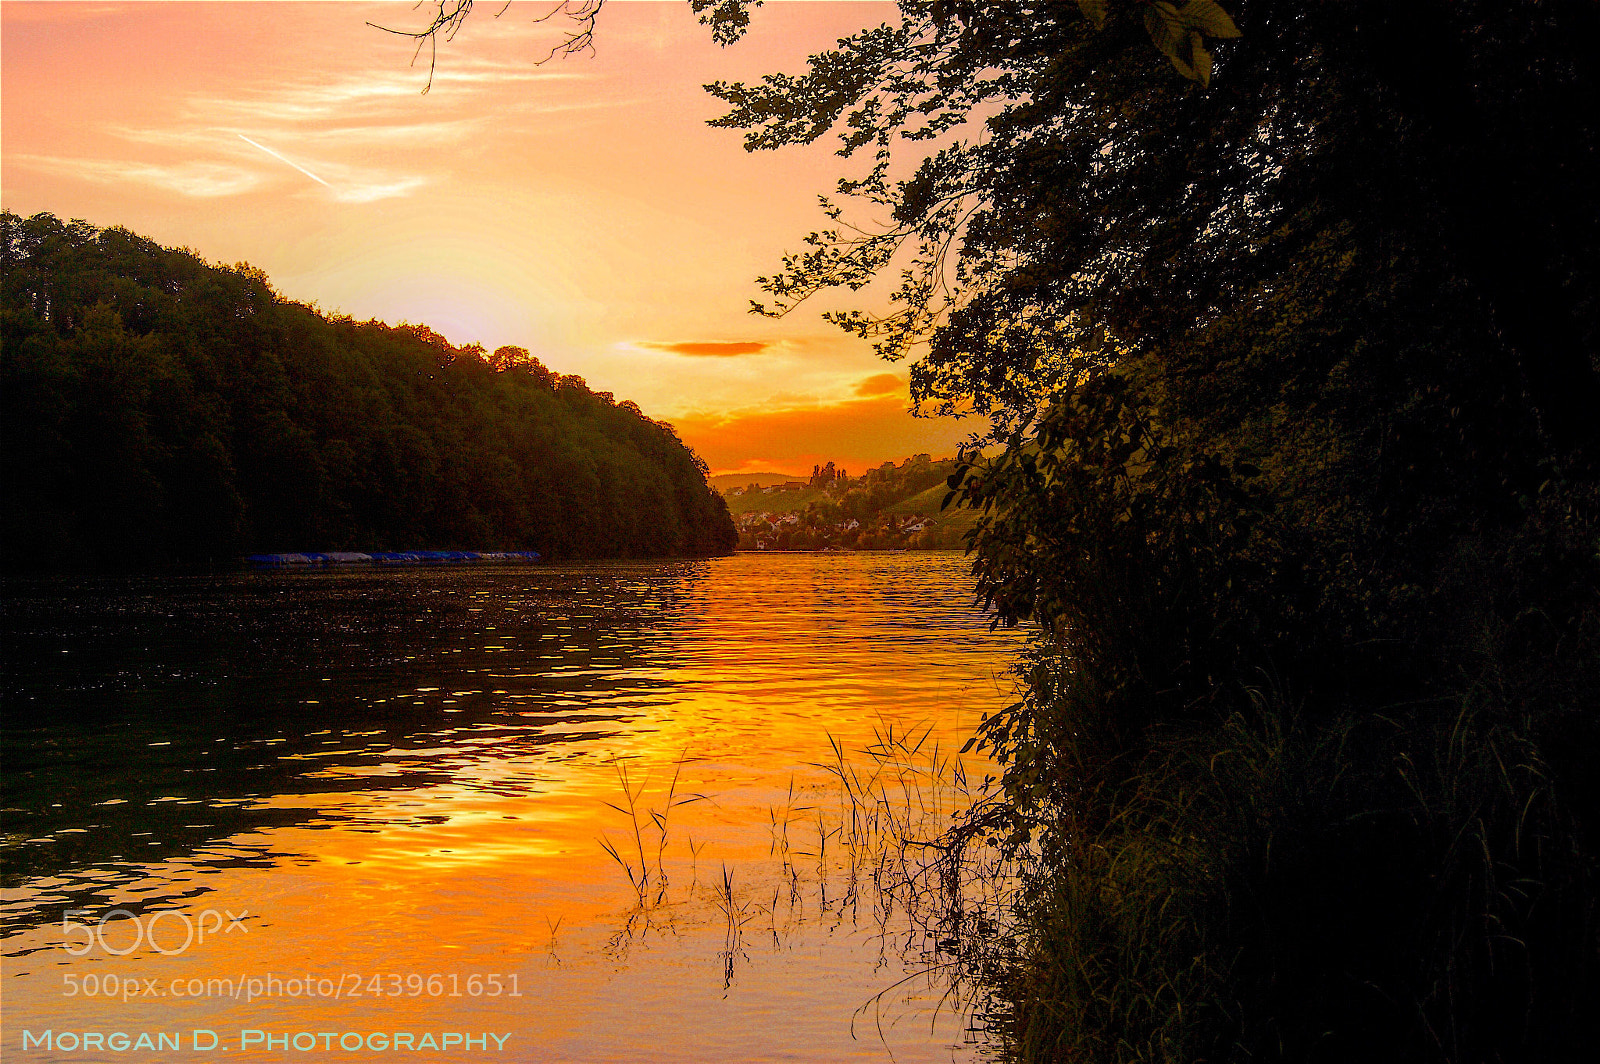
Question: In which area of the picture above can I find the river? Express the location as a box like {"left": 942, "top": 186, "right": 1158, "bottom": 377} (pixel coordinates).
{"left": 2, "top": 553, "right": 1025, "bottom": 1062}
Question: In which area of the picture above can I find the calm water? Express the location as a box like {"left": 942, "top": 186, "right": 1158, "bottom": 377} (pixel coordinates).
{"left": 2, "top": 553, "right": 1025, "bottom": 1062}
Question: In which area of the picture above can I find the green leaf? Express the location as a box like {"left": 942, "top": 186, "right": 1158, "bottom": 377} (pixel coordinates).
{"left": 1191, "top": 32, "right": 1213, "bottom": 86}
{"left": 1144, "top": 6, "right": 1187, "bottom": 61}
{"left": 1148, "top": 5, "right": 1214, "bottom": 83}
{"left": 1075, "top": 0, "right": 1108, "bottom": 30}
{"left": 1179, "top": 0, "right": 1242, "bottom": 39}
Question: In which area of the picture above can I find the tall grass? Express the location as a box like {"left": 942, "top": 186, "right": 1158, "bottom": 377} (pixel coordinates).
{"left": 597, "top": 751, "right": 702, "bottom": 909}
{"left": 974, "top": 648, "right": 1600, "bottom": 1064}
{"left": 583, "top": 635, "right": 1597, "bottom": 1062}
{"left": 591, "top": 728, "right": 1027, "bottom": 1043}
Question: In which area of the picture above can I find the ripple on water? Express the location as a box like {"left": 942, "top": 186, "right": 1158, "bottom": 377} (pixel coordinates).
{"left": 2, "top": 553, "right": 1024, "bottom": 1062}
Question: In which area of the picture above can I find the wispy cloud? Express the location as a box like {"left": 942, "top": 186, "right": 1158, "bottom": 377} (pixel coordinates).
{"left": 318, "top": 171, "right": 430, "bottom": 204}
{"left": 636, "top": 340, "right": 773, "bottom": 357}
{"left": 10, "top": 154, "right": 263, "bottom": 198}
{"left": 3, "top": 3, "right": 125, "bottom": 24}
{"left": 237, "top": 134, "right": 332, "bottom": 188}
{"left": 190, "top": 62, "right": 586, "bottom": 125}
{"left": 115, "top": 118, "right": 482, "bottom": 151}
{"left": 79, "top": 57, "right": 612, "bottom": 205}
{"left": 41, "top": 27, "right": 623, "bottom": 210}
{"left": 13, "top": 139, "right": 424, "bottom": 204}
{"left": 231, "top": 133, "right": 422, "bottom": 202}
{"left": 854, "top": 373, "right": 904, "bottom": 397}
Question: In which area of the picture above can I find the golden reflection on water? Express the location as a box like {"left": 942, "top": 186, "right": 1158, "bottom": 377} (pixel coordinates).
{"left": 3, "top": 553, "right": 1024, "bottom": 1062}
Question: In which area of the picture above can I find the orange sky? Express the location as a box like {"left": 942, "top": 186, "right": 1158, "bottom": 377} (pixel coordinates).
{"left": 1, "top": 0, "right": 979, "bottom": 475}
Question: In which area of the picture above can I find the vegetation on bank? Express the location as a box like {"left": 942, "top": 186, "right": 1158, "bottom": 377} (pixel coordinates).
{"left": 689, "top": 0, "right": 1600, "bottom": 1059}
{"left": 725, "top": 454, "right": 979, "bottom": 549}
{"left": 0, "top": 212, "right": 736, "bottom": 568}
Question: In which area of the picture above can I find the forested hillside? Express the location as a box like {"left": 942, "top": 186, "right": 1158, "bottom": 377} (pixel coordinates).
{"left": 0, "top": 212, "right": 736, "bottom": 567}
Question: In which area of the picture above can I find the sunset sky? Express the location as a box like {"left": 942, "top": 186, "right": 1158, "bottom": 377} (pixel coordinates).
{"left": 1, "top": 1, "right": 977, "bottom": 475}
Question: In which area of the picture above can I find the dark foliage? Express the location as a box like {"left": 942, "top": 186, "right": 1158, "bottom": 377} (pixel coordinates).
{"left": 698, "top": 0, "right": 1600, "bottom": 1059}
{"left": 1, "top": 212, "right": 736, "bottom": 568}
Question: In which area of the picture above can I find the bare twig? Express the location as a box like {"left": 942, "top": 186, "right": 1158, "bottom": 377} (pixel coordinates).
{"left": 368, "top": 0, "right": 604, "bottom": 93}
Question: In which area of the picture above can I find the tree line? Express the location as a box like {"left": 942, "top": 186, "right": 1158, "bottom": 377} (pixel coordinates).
{"left": 1, "top": 211, "right": 736, "bottom": 568}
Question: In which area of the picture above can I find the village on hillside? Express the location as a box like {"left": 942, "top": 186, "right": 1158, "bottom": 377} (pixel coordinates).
{"left": 720, "top": 454, "right": 977, "bottom": 551}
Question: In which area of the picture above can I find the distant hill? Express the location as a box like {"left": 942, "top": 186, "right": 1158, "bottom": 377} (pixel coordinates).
{"left": 723, "top": 486, "right": 828, "bottom": 516}
{"left": 730, "top": 454, "right": 977, "bottom": 550}
{"left": 708, "top": 471, "right": 802, "bottom": 490}
{"left": 884, "top": 482, "right": 953, "bottom": 517}
{"left": 1, "top": 212, "right": 736, "bottom": 567}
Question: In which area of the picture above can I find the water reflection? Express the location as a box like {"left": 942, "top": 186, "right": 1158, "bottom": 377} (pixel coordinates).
{"left": 3, "top": 565, "right": 704, "bottom": 893}
{"left": 3, "top": 554, "right": 1022, "bottom": 1062}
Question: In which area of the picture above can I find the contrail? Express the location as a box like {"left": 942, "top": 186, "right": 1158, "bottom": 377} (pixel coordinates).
{"left": 237, "top": 134, "right": 332, "bottom": 188}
